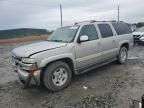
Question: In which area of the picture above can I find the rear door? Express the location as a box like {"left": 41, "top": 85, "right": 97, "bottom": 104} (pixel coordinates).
{"left": 97, "top": 23, "right": 117, "bottom": 60}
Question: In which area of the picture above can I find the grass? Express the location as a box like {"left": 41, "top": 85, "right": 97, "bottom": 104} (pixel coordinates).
{"left": 0, "top": 35, "right": 48, "bottom": 45}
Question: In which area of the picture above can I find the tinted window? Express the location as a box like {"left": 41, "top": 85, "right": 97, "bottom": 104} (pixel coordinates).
{"left": 79, "top": 25, "right": 98, "bottom": 40}
{"left": 98, "top": 24, "right": 113, "bottom": 38}
{"left": 112, "top": 22, "right": 132, "bottom": 35}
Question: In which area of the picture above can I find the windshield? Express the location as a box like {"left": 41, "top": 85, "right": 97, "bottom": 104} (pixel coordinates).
{"left": 135, "top": 26, "right": 144, "bottom": 32}
{"left": 47, "top": 26, "right": 79, "bottom": 42}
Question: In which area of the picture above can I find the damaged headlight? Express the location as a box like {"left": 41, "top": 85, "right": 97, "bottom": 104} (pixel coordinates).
{"left": 22, "top": 58, "right": 36, "bottom": 64}
{"left": 21, "top": 58, "right": 39, "bottom": 72}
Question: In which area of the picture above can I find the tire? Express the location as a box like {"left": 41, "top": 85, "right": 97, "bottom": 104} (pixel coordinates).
{"left": 117, "top": 46, "right": 128, "bottom": 64}
{"left": 20, "top": 79, "right": 25, "bottom": 84}
{"left": 43, "top": 61, "right": 72, "bottom": 92}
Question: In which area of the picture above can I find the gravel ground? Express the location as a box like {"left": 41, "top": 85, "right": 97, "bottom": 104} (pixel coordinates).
{"left": 0, "top": 41, "right": 144, "bottom": 108}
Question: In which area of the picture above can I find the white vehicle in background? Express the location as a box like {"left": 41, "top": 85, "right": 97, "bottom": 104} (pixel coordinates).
{"left": 133, "top": 26, "right": 144, "bottom": 45}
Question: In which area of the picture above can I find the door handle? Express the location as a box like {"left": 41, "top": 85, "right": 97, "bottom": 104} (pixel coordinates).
{"left": 113, "top": 40, "right": 115, "bottom": 43}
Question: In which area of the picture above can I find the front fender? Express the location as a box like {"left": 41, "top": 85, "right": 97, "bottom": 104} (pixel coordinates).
{"left": 39, "top": 53, "right": 76, "bottom": 70}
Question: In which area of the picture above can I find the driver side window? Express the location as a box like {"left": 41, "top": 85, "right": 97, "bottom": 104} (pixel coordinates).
{"left": 79, "top": 24, "right": 98, "bottom": 41}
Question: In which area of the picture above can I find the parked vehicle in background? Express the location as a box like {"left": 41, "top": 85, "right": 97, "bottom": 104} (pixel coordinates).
{"left": 133, "top": 26, "right": 144, "bottom": 45}
{"left": 12, "top": 20, "right": 133, "bottom": 92}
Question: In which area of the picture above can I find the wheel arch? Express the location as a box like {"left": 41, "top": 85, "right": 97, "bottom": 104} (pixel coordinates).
{"left": 119, "top": 41, "right": 129, "bottom": 51}
{"left": 40, "top": 57, "right": 76, "bottom": 85}
{"left": 120, "top": 43, "right": 129, "bottom": 50}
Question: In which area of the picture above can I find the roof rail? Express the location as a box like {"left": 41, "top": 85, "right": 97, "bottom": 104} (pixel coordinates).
{"left": 75, "top": 20, "right": 119, "bottom": 25}
{"left": 75, "top": 20, "right": 96, "bottom": 25}
{"left": 93, "top": 20, "right": 118, "bottom": 22}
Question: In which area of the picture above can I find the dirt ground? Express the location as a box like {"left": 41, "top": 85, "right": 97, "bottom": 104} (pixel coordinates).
{"left": 0, "top": 41, "right": 144, "bottom": 108}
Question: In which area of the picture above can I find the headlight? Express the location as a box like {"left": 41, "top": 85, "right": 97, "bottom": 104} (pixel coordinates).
{"left": 140, "top": 35, "right": 144, "bottom": 41}
{"left": 21, "top": 58, "right": 39, "bottom": 72}
{"left": 22, "top": 58, "right": 36, "bottom": 64}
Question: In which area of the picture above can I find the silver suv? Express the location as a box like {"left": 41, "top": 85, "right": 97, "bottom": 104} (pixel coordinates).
{"left": 12, "top": 20, "right": 133, "bottom": 91}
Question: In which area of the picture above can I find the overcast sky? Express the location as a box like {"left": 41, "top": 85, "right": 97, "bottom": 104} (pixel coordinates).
{"left": 0, "top": 0, "right": 144, "bottom": 30}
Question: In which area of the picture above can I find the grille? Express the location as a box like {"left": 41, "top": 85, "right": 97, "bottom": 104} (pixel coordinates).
{"left": 134, "top": 35, "right": 140, "bottom": 38}
{"left": 12, "top": 55, "right": 22, "bottom": 64}
{"left": 14, "top": 56, "right": 22, "bottom": 61}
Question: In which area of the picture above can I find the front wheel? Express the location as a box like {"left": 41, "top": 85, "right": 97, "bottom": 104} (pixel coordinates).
{"left": 43, "top": 61, "right": 72, "bottom": 92}
{"left": 117, "top": 47, "right": 128, "bottom": 64}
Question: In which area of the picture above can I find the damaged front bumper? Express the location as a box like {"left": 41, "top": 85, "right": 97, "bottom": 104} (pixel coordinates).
{"left": 16, "top": 68, "right": 41, "bottom": 85}
{"left": 12, "top": 61, "right": 41, "bottom": 85}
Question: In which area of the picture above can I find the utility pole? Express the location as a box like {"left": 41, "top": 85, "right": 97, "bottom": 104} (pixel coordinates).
{"left": 118, "top": 5, "right": 119, "bottom": 22}
{"left": 60, "top": 4, "right": 63, "bottom": 27}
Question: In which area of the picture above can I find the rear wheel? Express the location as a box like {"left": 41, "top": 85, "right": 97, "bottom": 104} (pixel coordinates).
{"left": 43, "top": 61, "right": 72, "bottom": 92}
{"left": 117, "top": 47, "right": 128, "bottom": 64}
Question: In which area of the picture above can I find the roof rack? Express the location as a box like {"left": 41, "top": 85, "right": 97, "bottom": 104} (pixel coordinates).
{"left": 75, "top": 20, "right": 120, "bottom": 25}
{"left": 75, "top": 20, "right": 96, "bottom": 25}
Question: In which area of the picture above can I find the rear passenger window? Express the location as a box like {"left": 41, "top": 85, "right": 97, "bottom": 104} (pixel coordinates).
{"left": 112, "top": 22, "right": 132, "bottom": 35}
{"left": 79, "top": 24, "right": 98, "bottom": 41}
{"left": 98, "top": 24, "right": 113, "bottom": 38}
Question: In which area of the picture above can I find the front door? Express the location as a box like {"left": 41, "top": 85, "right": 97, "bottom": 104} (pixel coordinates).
{"left": 74, "top": 24, "right": 102, "bottom": 70}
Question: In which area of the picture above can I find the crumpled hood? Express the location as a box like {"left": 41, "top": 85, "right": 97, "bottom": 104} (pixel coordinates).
{"left": 12, "top": 41, "right": 67, "bottom": 57}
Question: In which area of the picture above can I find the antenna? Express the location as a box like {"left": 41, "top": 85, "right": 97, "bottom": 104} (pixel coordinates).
{"left": 118, "top": 5, "right": 120, "bottom": 22}
{"left": 60, "top": 4, "right": 63, "bottom": 27}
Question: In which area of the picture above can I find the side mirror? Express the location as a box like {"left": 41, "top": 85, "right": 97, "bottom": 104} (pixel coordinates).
{"left": 79, "top": 35, "right": 89, "bottom": 43}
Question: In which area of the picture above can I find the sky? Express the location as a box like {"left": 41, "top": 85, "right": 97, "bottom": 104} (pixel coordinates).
{"left": 0, "top": 0, "right": 144, "bottom": 30}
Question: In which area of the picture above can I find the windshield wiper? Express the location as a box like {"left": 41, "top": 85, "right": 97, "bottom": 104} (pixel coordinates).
{"left": 52, "top": 40, "right": 63, "bottom": 42}
{"left": 47, "top": 40, "right": 68, "bottom": 42}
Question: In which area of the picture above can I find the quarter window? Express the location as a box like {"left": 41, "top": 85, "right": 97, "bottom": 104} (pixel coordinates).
{"left": 112, "top": 22, "right": 132, "bottom": 35}
{"left": 79, "top": 25, "right": 98, "bottom": 41}
{"left": 98, "top": 24, "right": 113, "bottom": 38}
